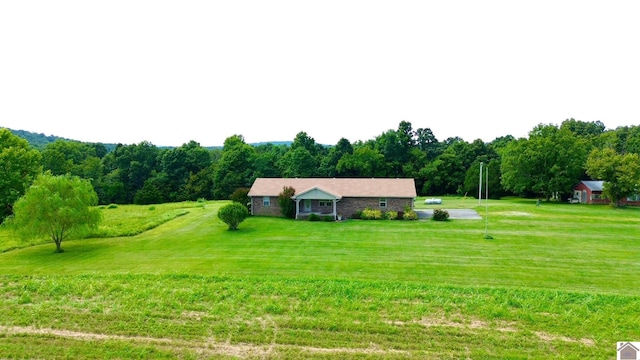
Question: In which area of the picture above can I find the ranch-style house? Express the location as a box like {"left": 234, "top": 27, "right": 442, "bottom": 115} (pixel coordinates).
{"left": 248, "top": 178, "right": 417, "bottom": 220}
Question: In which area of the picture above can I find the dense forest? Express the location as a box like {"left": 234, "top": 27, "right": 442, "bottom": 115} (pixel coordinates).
{"left": 3, "top": 119, "right": 640, "bottom": 213}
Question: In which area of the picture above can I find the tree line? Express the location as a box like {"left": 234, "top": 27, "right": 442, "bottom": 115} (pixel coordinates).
{"left": 2, "top": 118, "right": 640, "bottom": 222}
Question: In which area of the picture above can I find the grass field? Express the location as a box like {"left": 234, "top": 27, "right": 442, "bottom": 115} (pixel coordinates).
{"left": 0, "top": 198, "right": 639, "bottom": 358}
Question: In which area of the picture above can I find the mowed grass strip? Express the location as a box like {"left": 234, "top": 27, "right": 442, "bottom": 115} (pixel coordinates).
{"left": 1, "top": 275, "right": 638, "bottom": 359}
{"left": 0, "top": 199, "right": 638, "bottom": 295}
{"left": 89, "top": 202, "right": 199, "bottom": 238}
{"left": 0, "top": 201, "right": 200, "bottom": 253}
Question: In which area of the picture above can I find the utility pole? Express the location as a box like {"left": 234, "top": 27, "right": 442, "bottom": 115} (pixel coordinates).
{"left": 478, "top": 162, "right": 483, "bottom": 205}
{"left": 484, "top": 162, "right": 492, "bottom": 239}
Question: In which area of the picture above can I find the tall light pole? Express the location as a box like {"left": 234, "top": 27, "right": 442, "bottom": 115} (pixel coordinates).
{"left": 484, "top": 162, "right": 493, "bottom": 239}
{"left": 478, "top": 162, "right": 483, "bottom": 205}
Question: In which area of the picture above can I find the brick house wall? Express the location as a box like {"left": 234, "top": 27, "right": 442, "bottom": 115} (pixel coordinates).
{"left": 308, "top": 201, "right": 335, "bottom": 214}
{"left": 251, "top": 196, "right": 282, "bottom": 216}
{"left": 337, "top": 197, "right": 413, "bottom": 218}
{"left": 252, "top": 196, "right": 414, "bottom": 219}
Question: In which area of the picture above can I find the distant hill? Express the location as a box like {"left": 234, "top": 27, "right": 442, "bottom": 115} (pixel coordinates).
{"left": 251, "top": 141, "right": 292, "bottom": 147}
{"left": 6, "top": 128, "right": 118, "bottom": 151}
{"left": 7, "top": 129, "right": 69, "bottom": 150}
{"left": 4, "top": 128, "right": 290, "bottom": 151}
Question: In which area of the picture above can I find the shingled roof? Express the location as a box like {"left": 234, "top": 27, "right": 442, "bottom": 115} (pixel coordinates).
{"left": 248, "top": 178, "right": 417, "bottom": 198}
{"left": 579, "top": 180, "right": 604, "bottom": 191}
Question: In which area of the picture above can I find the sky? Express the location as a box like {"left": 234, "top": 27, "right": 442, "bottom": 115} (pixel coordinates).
{"left": 1, "top": 1, "right": 639, "bottom": 147}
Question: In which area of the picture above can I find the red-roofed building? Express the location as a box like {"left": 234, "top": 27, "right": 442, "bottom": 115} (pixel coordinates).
{"left": 248, "top": 178, "right": 417, "bottom": 220}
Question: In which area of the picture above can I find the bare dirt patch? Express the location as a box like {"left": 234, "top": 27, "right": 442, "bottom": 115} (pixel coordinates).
{"left": 386, "top": 317, "right": 595, "bottom": 348}
{"left": 386, "top": 316, "right": 517, "bottom": 333}
{"left": 416, "top": 317, "right": 517, "bottom": 332}
{"left": 181, "top": 310, "right": 207, "bottom": 320}
{"left": 0, "top": 325, "right": 173, "bottom": 344}
{"left": 535, "top": 331, "right": 595, "bottom": 347}
{"left": 0, "top": 325, "right": 408, "bottom": 357}
{"left": 416, "top": 209, "right": 482, "bottom": 220}
{"left": 293, "top": 344, "right": 409, "bottom": 355}
{"left": 497, "top": 211, "right": 532, "bottom": 217}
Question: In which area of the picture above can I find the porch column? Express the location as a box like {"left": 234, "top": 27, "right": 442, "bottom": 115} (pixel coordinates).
{"left": 332, "top": 199, "right": 337, "bottom": 220}
{"left": 294, "top": 199, "right": 300, "bottom": 220}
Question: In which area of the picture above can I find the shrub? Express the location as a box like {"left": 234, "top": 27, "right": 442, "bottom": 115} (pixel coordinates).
{"left": 384, "top": 211, "right": 398, "bottom": 220}
{"left": 361, "top": 208, "right": 383, "bottom": 220}
{"left": 278, "top": 186, "right": 296, "bottom": 219}
{"left": 217, "top": 202, "right": 249, "bottom": 230}
{"left": 403, "top": 210, "right": 418, "bottom": 220}
{"left": 308, "top": 214, "right": 321, "bottom": 222}
{"left": 352, "top": 210, "right": 363, "bottom": 219}
{"left": 322, "top": 216, "right": 334, "bottom": 222}
{"left": 107, "top": 204, "right": 118, "bottom": 209}
{"left": 432, "top": 209, "right": 450, "bottom": 221}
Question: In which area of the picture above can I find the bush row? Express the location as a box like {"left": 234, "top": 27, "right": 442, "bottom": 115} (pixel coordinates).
{"left": 303, "top": 208, "right": 449, "bottom": 222}
{"left": 353, "top": 208, "right": 419, "bottom": 221}
{"left": 308, "top": 214, "right": 335, "bottom": 222}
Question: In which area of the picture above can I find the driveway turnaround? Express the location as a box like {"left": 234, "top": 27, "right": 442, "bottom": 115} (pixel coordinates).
{"left": 415, "top": 209, "right": 482, "bottom": 220}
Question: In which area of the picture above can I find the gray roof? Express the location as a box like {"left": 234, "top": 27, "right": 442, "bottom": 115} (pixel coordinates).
{"left": 580, "top": 180, "right": 604, "bottom": 191}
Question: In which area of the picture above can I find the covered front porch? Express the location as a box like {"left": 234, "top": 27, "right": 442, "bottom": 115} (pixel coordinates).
{"left": 292, "top": 186, "right": 342, "bottom": 220}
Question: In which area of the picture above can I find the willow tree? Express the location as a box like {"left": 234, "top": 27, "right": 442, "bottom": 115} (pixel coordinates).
{"left": 12, "top": 173, "right": 101, "bottom": 253}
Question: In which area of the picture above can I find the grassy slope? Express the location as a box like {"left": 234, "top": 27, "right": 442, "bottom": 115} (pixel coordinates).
{"left": 1, "top": 199, "right": 638, "bottom": 295}
{"left": 0, "top": 198, "right": 639, "bottom": 358}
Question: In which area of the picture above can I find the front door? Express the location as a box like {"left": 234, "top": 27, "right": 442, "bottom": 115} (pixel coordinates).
{"left": 303, "top": 199, "right": 312, "bottom": 212}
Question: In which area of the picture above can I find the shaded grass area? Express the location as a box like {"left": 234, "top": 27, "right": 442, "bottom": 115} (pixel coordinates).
{"left": 1, "top": 274, "right": 638, "bottom": 359}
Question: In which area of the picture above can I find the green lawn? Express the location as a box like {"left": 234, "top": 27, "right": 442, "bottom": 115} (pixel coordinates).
{"left": 0, "top": 198, "right": 639, "bottom": 358}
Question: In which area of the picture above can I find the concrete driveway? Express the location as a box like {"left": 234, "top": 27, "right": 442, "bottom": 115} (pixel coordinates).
{"left": 415, "top": 209, "right": 482, "bottom": 220}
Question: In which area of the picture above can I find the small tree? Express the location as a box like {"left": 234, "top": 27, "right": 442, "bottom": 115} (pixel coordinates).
{"left": 12, "top": 173, "right": 101, "bottom": 253}
{"left": 229, "top": 187, "right": 250, "bottom": 209}
{"left": 217, "top": 202, "right": 249, "bottom": 230}
{"left": 278, "top": 186, "right": 296, "bottom": 219}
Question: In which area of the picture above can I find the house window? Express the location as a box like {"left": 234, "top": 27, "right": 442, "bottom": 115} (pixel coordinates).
{"left": 263, "top": 197, "right": 271, "bottom": 206}
{"left": 379, "top": 198, "right": 387, "bottom": 207}
{"left": 592, "top": 194, "right": 601, "bottom": 200}
{"left": 319, "top": 200, "right": 332, "bottom": 207}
